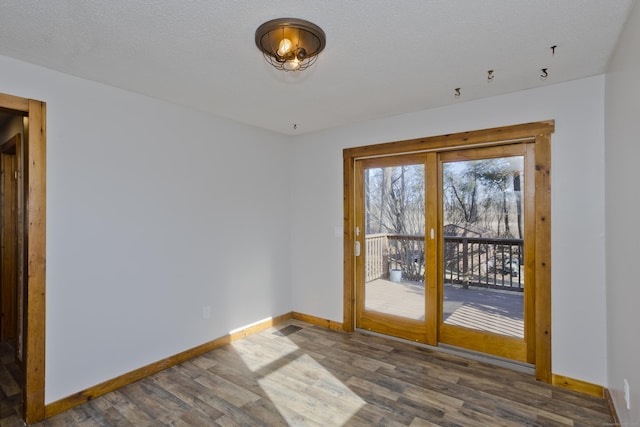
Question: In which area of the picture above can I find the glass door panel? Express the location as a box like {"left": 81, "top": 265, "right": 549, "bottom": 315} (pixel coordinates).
{"left": 355, "top": 154, "right": 435, "bottom": 344}
{"left": 364, "top": 163, "right": 425, "bottom": 321}
{"left": 438, "top": 144, "right": 530, "bottom": 362}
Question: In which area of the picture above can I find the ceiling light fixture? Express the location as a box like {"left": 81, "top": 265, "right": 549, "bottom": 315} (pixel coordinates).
{"left": 255, "top": 18, "right": 326, "bottom": 72}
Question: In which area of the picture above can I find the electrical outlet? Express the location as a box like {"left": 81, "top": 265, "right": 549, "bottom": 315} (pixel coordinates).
{"left": 624, "top": 379, "right": 631, "bottom": 410}
{"left": 202, "top": 306, "right": 211, "bottom": 319}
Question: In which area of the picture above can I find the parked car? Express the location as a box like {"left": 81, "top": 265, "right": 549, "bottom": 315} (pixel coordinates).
{"left": 488, "top": 255, "right": 520, "bottom": 276}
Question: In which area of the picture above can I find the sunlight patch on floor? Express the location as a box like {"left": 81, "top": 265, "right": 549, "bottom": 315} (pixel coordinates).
{"left": 257, "top": 353, "right": 366, "bottom": 426}
{"left": 234, "top": 333, "right": 366, "bottom": 426}
{"left": 230, "top": 336, "right": 298, "bottom": 372}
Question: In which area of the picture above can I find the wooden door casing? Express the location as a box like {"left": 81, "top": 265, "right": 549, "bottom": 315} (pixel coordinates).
{"left": 0, "top": 93, "right": 46, "bottom": 424}
{"left": 344, "top": 120, "right": 553, "bottom": 381}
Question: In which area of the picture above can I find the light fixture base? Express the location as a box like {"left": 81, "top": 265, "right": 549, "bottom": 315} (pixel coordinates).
{"left": 255, "top": 18, "right": 326, "bottom": 72}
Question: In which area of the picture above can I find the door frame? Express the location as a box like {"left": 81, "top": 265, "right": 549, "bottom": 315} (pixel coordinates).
{"left": 0, "top": 93, "right": 46, "bottom": 423}
{"left": 343, "top": 121, "right": 553, "bottom": 382}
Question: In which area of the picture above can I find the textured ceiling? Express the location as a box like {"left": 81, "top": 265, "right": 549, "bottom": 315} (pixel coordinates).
{"left": 0, "top": 1, "right": 634, "bottom": 135}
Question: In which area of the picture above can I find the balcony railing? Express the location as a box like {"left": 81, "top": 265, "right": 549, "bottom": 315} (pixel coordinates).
{"left": 365, "top": 233, "right": 524, "bottom": 291}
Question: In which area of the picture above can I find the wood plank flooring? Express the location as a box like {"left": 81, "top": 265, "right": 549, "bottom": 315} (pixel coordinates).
{"left": 0, "top": 341, "right": 23, "bottom": 426}
{"left": 6, "top": 320, "right": 614, "bottom": 426}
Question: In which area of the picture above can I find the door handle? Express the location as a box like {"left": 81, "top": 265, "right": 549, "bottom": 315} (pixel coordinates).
{"left": 355, "top": 241, "right": 361, "bottom": 257}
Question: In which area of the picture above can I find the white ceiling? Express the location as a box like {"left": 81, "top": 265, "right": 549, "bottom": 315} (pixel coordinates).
{"left": 0, "top": 1, "right": 634, "bottom": 135}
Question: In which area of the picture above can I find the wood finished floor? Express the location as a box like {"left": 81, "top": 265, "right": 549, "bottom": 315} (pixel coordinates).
{"left": 5, "top": 320, "right": 614, "bottom": 426}
{"left": 0, "top": 340, "right": 23, "bottom": 427}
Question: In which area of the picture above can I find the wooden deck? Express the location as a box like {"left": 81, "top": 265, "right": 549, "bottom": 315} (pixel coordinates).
{"left": 366, "top": 279, "right": 524, "bottom": 338}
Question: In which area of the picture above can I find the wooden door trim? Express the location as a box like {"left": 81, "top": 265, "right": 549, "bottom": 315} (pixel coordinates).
{"left": 424, "top": 152, "right": 438, "bottom": 346}
{"left": 439, "top": 324, "right": 528, "bottom": 361}
{"left": 0, "top": 93, "right": 46, "bottom": 424}
{"left": 343, "top": 120, "right": 554, "bottom": 160}
{"left": 343, "top": 155, "right": 355, "bottom": 332}
{"left": 343, "top": 120, "right": 554, "bottom": 382}
{"left": 534, "top": 132, "right": 552, "bottom": 383}
{"left": 0, "top": 93, "right": 29, "bottom": 115}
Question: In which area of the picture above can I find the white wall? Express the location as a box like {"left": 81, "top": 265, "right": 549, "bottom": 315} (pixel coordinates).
{"left": 605, "top": 0, "right": 640, "bottom": 423}
{"left": 0, "top": 54, "right": 293, "bottom": 403}
{"left": 291, "top": 75, "right": 608, "bottom": 386}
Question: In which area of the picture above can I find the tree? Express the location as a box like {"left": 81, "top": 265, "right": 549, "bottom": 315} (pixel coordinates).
{"left": 443, "top": 157, "right": 523, "bottom": 239}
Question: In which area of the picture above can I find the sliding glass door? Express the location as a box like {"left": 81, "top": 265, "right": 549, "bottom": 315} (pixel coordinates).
{"left": 354, "top": 144, "right": 535, "bottom": 363}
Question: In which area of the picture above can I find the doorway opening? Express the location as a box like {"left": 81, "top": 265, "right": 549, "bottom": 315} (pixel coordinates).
{"left": 343, "top": 121, "right": 553, "bottom": 382}
{"left": 0, "top": 93, "right": 46, "bottom": 424}
{"left": 0, "top": 127, "right": 24, "bottom": 424}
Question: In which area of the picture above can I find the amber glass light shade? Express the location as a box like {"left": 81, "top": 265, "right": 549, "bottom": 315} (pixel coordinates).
{"left": 255, "top": 18, "right": 326, "bottom": 72}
